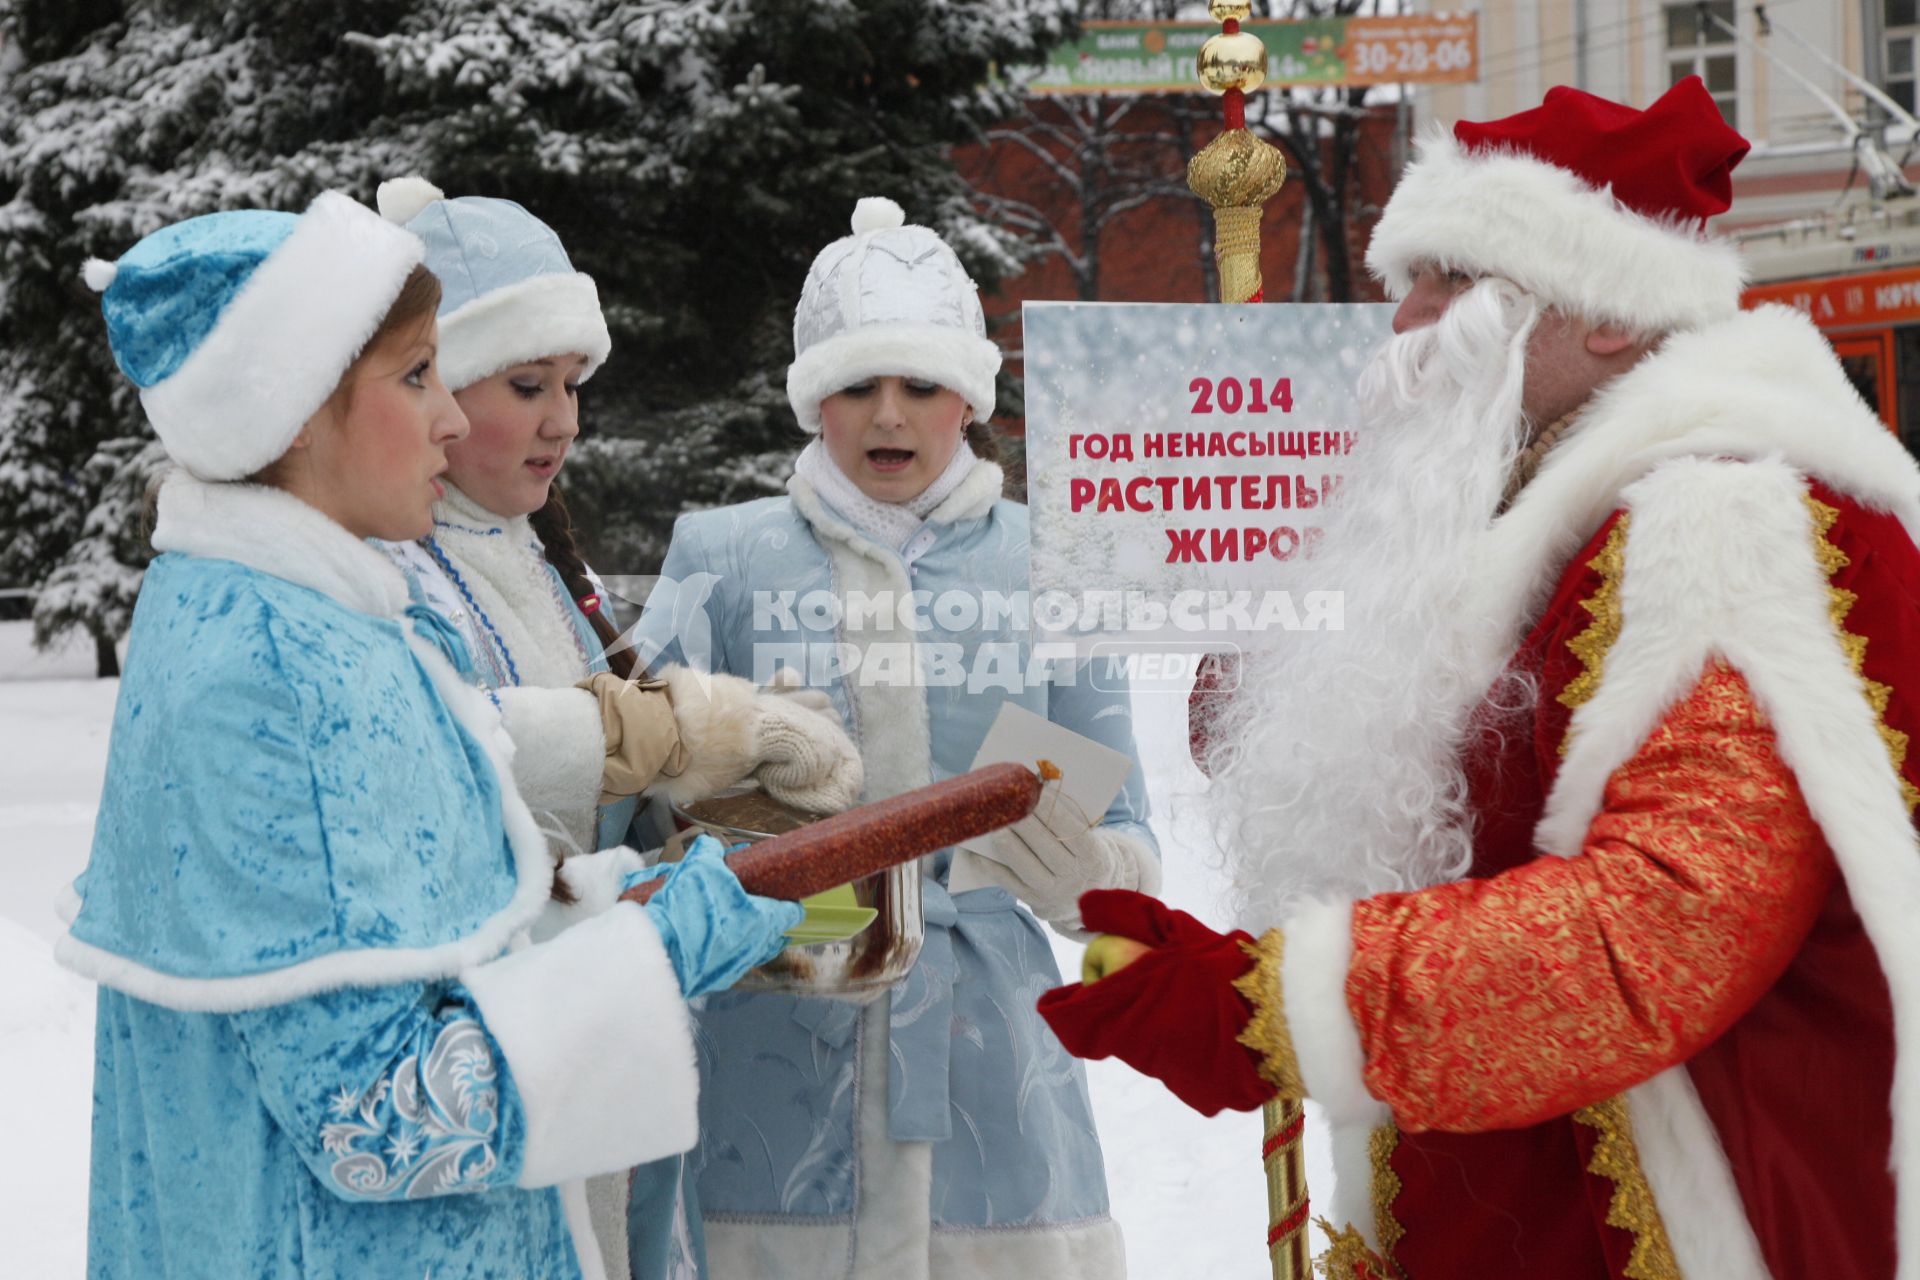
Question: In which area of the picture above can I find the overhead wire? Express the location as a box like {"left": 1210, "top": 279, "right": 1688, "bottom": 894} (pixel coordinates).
{"left": 1473, "top": 0, "right": 1816, "bottom": 73}
{"left": 1469, "top": 0, "right": 1820, "bottom": 88}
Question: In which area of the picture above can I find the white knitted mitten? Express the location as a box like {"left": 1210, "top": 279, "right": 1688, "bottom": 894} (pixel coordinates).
{"left": 751, "top": 697, "right": 863, "bottom": 814}
{"left": 648, "top": 665, "right": 862, "bottom": 813}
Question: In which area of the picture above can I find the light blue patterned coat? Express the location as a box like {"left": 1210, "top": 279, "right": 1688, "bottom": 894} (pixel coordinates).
{"left": 59, "top": 475, "right": 699, "bottom": 1280}
{"left": 383, "top": 498, "right": 702, "bottom": 1280}
{"left": 630, "top": 460, "right": 1157, "bottom": 1278}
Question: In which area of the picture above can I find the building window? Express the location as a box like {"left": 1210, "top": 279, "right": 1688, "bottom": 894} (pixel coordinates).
{"left": 1888, "top": 0, "right": 1920, "bottom": 113}
{"left": 1666, "top": 1, "right": 1737, "bottom": 126}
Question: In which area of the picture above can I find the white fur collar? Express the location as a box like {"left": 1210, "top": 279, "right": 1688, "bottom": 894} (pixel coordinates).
{"left": 782, "top": 457, "right": 1006, "bottom": 808}
{"left": 1480, "top": 304, "right": 1920, "bottom": 630}
{"left": 783, "top": 484, "right": 931, "bottom": 805}
{"left": 792, "top": 439, "right": 983, "bottom": 552}
{"left": 425, "top": 485, "right": 591, "bottom": 691}
{"left": 150, "top": 470, "right": 411, "bottom": 618}
{"left": 787, "top": 454, "right": 1003, "bottom": 562}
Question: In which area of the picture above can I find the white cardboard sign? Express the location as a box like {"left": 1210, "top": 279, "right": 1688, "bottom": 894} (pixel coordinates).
{"left": 1023, "top": 301, "right": 1395, "bottom": 653}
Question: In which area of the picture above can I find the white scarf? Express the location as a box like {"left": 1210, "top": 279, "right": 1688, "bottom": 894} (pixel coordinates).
{"left": 425, "top": 484, "right": 593, "bottom": 691}
{"left": 792, "top": 438, "right": 982, "bottom": 552}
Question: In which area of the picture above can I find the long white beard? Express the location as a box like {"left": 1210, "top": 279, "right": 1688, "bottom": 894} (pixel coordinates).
{"left": 1205, "top": 279, "right": 1542, "bottom": 928}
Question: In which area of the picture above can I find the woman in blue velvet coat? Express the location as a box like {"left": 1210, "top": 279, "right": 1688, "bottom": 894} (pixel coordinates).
{"left": 59, "top": 192, "right": 801, "bottom": 1279}
{"left": 367, "top": 176, "right": 863, "bottom": 1280}
{"left": 629, "top": 199, "right": 1161, "bottom": 1280}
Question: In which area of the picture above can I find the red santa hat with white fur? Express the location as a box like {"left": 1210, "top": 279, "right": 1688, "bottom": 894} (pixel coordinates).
{"left": 1366, "top": 76, "right": 1753, "bottom": 335}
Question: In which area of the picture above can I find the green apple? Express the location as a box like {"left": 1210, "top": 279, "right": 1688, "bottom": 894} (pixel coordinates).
{"left": 1081, "top": 933, "right": 1152, "bottom": 984}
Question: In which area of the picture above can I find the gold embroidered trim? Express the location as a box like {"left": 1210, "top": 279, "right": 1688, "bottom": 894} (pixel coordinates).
{"left": 1806, "top": 495, "right": 1920, "bottom": 813}
{"left": 1314, "top": 1217, "right": 1396, "bottom": 1279}
{"left": 1368, "top": 1123, "right": 1405, "bottom": 1273}
{"left": 1233, "top": 930, "right": 1305, "bottom": 1096}
{"left": 1572, "top": 1097, "right": 1682, "bottom": 1280}
{"left": 1556, "top": 516, "right": 1632, "bottom": 752}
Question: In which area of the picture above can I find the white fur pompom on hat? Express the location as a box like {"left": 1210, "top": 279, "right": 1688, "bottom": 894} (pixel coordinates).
{"left": 376, "top": 175, "right": 446, "bottom": 225}
{"left": 850, "top": 196, "right": 905, "bottom": 234}
{"left": 82, "top": 258, "right": 119, "bottom": 292}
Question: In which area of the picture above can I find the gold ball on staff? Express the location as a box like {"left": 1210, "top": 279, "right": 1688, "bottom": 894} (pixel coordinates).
{"left": 1197, "top": 30, "right": 1269, "bottom": 94}
{"left": 1208, "top": 0, "right": 1254, "bottom": 20}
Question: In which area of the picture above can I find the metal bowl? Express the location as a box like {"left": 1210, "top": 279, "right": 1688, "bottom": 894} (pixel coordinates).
{"left": 670, "top": 788, "right": 923, "bottom": 1003}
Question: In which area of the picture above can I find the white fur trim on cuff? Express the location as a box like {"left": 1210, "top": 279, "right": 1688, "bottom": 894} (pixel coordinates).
{"left": 141, "top": 192, "right": 425, "bottom": 481}
{"left": 1365, "top": 130, "right": 1747, "bottom": 336}
{"left": 648, "top": 664, "right": 761, "bottom": 806}
{"left": 1280, "top": 897, "right": 1389, "bottom": 1127}
{"left": 495, "top": 686, "right": 605, "bottom": 819}
{"left": 466, "top": 901, "right": 698, "bottom": 1187}
{"left": 786, "top": 323, "right": 1000, "bottom": 432}
{"left": 437, "top": 273, "right": 612, "bottom": 392}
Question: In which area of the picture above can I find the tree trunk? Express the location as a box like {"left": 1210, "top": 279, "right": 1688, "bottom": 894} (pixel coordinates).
{"left": 94, "top": 627, "right": 119, "bottom": 679}
{"left": 1317, "top": 107, "right": 1361, "bottom": 302}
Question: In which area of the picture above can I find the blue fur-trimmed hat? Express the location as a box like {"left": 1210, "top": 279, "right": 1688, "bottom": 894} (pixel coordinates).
{"left": 375, "top": 177, "right": 611, "bottom": 392}
{"left": 84, "top": 192, "right": 425, "bottom": 482}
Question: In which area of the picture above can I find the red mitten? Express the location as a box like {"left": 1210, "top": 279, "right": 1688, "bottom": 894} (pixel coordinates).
{"left": 1037, "top": 889, "right": 1277, "bottom": 1115}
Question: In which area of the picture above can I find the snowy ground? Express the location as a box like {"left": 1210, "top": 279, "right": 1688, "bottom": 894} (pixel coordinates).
{"left": 0, "top": 620, "right": 1333, "bottom": 1278}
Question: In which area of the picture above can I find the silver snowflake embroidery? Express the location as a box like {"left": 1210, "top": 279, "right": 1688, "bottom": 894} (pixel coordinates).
{"left": 324, "top": 1018, "right": 503, "bottom": 1201}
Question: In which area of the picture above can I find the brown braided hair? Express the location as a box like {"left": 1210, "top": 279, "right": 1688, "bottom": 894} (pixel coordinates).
{"left": 528, "top": 482, "right": 639, "bottom": 681}
{"left": 526, "top": 481, "right": 630, "bottom": 905}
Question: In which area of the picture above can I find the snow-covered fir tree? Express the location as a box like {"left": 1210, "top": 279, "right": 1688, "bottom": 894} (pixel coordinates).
{"left": 0, "top": 0, "right": 1071, "bottom": 671}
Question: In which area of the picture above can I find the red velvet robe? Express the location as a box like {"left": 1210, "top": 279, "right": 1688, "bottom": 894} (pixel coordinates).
{"left": 1190, "top": 478, "right": 1916, "bottom": 1277}
{"left": 1246, "top": 480, "right": 1914, "bottom": 1278}
{"left": 1155, "top": 301, "right": 1920, "bottom": 1279}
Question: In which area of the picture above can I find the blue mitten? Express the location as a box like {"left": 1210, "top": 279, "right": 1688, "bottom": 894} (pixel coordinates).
{"left": 637, "top": 836, "right": 803, "bottom": 998}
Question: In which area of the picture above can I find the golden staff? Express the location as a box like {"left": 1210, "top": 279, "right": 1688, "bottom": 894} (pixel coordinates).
{"left": 1187, "top": 7, "right": 1307, "bottom": 1278}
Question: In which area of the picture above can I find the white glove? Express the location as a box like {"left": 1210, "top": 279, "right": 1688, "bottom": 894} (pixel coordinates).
{"left": 957, "top": 780, "right": 1160, "bottom": 932}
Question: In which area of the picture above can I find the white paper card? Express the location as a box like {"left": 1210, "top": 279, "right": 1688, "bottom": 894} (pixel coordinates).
{"left": 946, "top": 702, "right": 1133, "bottom": 893}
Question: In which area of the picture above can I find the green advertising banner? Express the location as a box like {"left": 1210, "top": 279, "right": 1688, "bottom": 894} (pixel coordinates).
{"left": 1025, "top": 14, "right": 1479, "bottom": 94}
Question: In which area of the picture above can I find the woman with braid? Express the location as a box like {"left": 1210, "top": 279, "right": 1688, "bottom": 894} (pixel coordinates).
{"left": 372, "top": 178, "right": 863, "bottom": 1280}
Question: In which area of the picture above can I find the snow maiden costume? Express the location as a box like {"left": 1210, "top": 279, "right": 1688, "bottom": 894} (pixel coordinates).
{"left": 1043, "top": 82, "right": 1920, "bottom": 1278}
{"left": 60, "top": 195, "right": 705, "bottom": 1280}
{"left": 369, "top": 178, "right": 638, "bottom": 863}
{"left": 632, "top": 200, "right": 1161, "bottom": 1279}
{"left": 366, "top": 178, "right": 864, "bottom": 1280}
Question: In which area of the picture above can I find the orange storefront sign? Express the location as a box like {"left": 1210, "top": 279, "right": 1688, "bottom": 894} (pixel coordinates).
{"left": 1744, "top": 266, "right": 1920, "bottom": 330}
